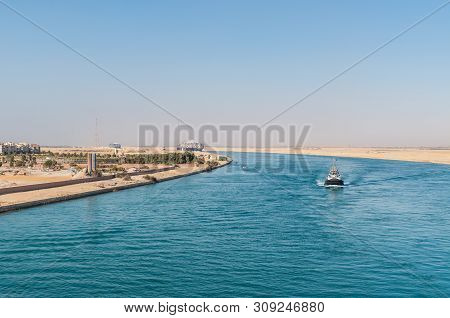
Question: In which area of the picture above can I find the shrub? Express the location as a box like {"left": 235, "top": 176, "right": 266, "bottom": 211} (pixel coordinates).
{"left": 109, "top": 165, "right": 122, "bottom": 172}
{"left": 144, "top": 174, "right": 158, "bottom": 183}
{"left": 15, "top": 160, "right": 25, "bottom": 167}
{"left": 9, "top": 155, "right": 15, "bottom": 167}
{"left": 43, "top": 159, "right": 58, "bottom": 169}
{"left": 205, "top": 165, "right": 213, "bottom": 172}
{"left": 143, "top": 175, "right": 158, "bottom": 183}
{"left": 93, "top": 170, "right": 103, "bottom": 177}
{"left": 208, "top": 160, "right": 219, "bottom": 168}
{"left": 122, "top": 175, "right": 132, "bottom": 181}
{"left": 195, "top": 157, "right": 205, "bottom": 165}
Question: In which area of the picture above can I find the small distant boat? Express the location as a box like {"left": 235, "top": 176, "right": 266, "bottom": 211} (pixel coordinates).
{"left": 324, "top": 159, "right": 344, "bottom": 186}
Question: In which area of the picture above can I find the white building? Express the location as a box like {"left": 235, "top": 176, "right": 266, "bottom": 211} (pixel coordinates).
{"left": 0, "top": 142, "right": 16, "bottom": 155}
{"left": 30, "top": 144, "right": 41, "bottom": 154}
{"left": 0, "top": 142, "right": 41, "bottom": 155}
{"left": 177, "top": 140, "right": 205, "bottom": 152}
{"left": 109, "top": 143, "right": 122, "bottom": 149}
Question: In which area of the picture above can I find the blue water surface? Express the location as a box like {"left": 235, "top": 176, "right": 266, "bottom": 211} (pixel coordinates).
{"left": 1, "top": 153, "right": 450, "bottom": 297}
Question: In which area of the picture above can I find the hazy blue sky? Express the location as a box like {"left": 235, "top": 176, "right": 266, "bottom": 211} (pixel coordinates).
{"left": 0, "top": 0, "right": 449, "bottom": 147}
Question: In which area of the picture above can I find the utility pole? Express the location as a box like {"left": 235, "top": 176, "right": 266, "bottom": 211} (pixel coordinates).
{"left": 95, "top": 118, "right": 99, "bottom": 147}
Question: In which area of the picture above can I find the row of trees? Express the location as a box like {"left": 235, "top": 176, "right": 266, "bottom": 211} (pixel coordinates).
{"left": 0, "top": 155, "right": 62, "bottom": 170}
{"left": 42, "top": 151, "right": 120, "bottom": 159}
{"left": 39, "top": 152, "right": 196, "bottom": 165}
{"left": 0, "top": 155, "right": 37, "bottom": 168}
{"left": 1, "top": 151, "right": 210, "bottom": 170}
{"left": 123, "top": 152, "right": 197, "bottom": 165}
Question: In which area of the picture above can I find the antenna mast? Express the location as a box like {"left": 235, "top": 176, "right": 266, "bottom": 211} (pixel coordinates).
{"left": 95, "top": 118, "right": 99, "bottom": 147}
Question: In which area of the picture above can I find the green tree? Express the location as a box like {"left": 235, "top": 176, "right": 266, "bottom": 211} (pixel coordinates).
{"left": 15, "top": 160, "right": 25, "bottom": 167}
{"left": 43, "top": 159, "right": 57, "bottom": 169}
{"left": 9, "top": 155, "right": 15, "bottom": 167}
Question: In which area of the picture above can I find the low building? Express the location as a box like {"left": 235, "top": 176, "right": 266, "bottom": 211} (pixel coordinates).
{"left": 177, "top": 140, "right": 205, "bottom": 152}
{"left": 0, "top": 143, "right": 16, "bottom": 155}
{"left": 16, "top": 143, "right": 31, "bottom": 154}
{"left": 0, "top": 142, "right": 41, "bottom": 155}
{"left": 109, "top": 143, "right": 122, "bottom": 149}
{"left": 30, "top": 144, "right": 41, "bottom": 154}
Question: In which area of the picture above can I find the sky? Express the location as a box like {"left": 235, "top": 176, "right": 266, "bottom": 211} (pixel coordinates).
{"left": 0, "top": 0, "right": 449, "bottom": 147}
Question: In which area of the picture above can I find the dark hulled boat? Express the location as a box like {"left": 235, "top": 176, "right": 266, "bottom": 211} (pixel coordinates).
{"left": 324, "top": 160, "right": 344, "bottom": 186}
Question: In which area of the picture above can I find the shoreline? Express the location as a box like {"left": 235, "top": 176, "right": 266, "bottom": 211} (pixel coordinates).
{"left": 0, "top": 160, "right": 231, "bottom": 214}
{"left": 209, "top": 147, "right": 450, "bottom": 166}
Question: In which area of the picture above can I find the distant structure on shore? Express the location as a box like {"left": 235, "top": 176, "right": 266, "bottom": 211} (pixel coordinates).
{"left": 109, "top": 143, "right": 121, "bottom": 149}
{"left": 0, "top": 142, "right": 40, "bottom": 155}
{"left": 87, "top": 153, "right": 97, "bottom": 175}
{"left": 177, "top": 140, "right": 205, "bottom": 152}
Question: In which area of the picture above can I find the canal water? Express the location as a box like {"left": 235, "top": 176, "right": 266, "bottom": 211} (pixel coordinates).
{"left": 1, "top": 153, "right": 449, "bottom": 297}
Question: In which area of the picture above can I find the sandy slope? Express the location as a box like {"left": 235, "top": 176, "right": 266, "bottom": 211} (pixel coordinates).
{"left": 209, "top": 147, "right": 450, "bottom": 165}
{"left": 0, "top": 162, "right": 229, "bottom": 212}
